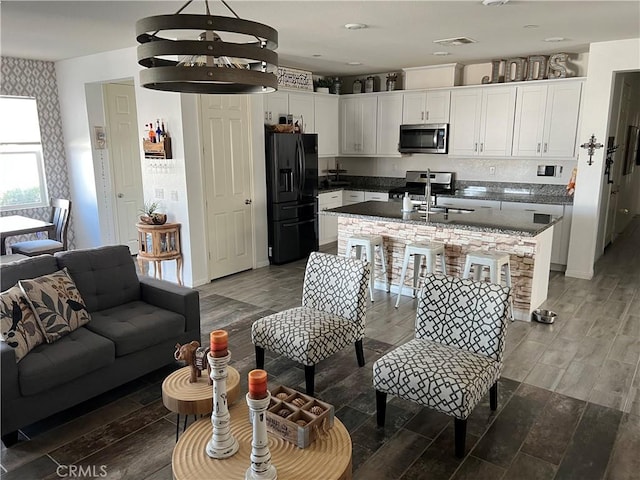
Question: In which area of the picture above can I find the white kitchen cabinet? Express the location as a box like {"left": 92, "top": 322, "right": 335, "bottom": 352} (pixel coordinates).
{"left": 512, "top": 80, "right": 583, "bottom": 158}
{"left": 340, "top": 96, "right": 378, "bottom": 155}
{"left": 402, "top": 89, "right": 450, "bottom": 124}
{"left": 364, "top": 191, "right": 389, "bottom": 202}
{"left": 449, "top": 86, "right": 516, "bottom": 157}
{"left": 263, "top": 91, "right": 289, "bottom": 125}
{"left": 376, "top": 93, "right": 404, "bottom": 156}
{"left": 314, "top": 94, "right": 339, "bottom": 157}
{"left": 288, "top": 92, "right": 315, "bottom": 134}
{"left": 436, "top": 197, "right": 500, "bottom": 210}
{"left": 343, "top": 190, "right": 365, "bottom": 205}
{"left": 500, "top": 201, "right": 571, "bottom": 266}
{"left": 318, "top": 191, "right": 342, "bottom": 245}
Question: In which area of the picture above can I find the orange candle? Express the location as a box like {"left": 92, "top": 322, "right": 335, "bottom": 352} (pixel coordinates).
{"left": 248, "top": 369, "right": 268, "bottom": 399}
{"left": 210, "top": 330, "right": 228, "bottom": 357}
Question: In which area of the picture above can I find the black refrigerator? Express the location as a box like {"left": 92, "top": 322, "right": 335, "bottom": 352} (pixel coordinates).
{"left": 265, "top": 130, "right": 319, "bottom": 265}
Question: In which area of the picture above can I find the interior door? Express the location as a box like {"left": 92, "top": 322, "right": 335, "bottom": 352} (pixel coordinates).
{"left": 605, "top": 80, "right": 631, "bottom": 247}
{"left": 201, "top": 95, "right": 254, "bottom": 280}
{"left": 104, "top": 83, "right": 144, "bottom": 253}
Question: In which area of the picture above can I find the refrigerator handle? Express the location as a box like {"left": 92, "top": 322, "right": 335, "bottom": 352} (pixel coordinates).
{"left": 298, "top": 136, "right": 305, "bottom": 195}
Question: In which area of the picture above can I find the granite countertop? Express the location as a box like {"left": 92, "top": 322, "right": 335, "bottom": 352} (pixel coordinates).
{"left": 441, "top": 184, "right": 573, "bottom": 205}
{"left": 323, "top": 201, "right": 562, "bottom": 236}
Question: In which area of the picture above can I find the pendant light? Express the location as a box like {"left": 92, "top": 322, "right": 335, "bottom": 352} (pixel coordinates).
{"left": 136, "top": 0, "right": 278, "bottom": 94}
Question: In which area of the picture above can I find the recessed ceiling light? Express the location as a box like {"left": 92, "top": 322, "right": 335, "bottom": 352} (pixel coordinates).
{"left": 523, "top": 24, "right": 539, "bottom": 29}
{"left": 312, "top": 54, "right": 322, "bottom": 57}
{"left": 433, "top": 51, "right": 450, "bottom": 56}
{"left": 482, "top": 0, "right": 509, "bottom": 5}
{"left": 544, "top": 36, "right": 566, "bottom": 42}
{"left": 344, "top": 23, "right": 368, "bottom": 30}
{"left": 347, "top": 61, "right": 362, "bottom": 66}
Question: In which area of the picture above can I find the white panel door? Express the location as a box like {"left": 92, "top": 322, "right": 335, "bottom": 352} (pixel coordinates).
{"left": 512, "top": 84, "right": 547, "bottom": 157}
{"left": 201, "top": 95, "right": 254, "bottom": 279}
{"left": 314, "top": 94, "right": 339, "bottom": 157}
{"left": 104, "top": 83, "right": 144, "bottom": 253}
{"left": 543, "top": 81, "right": 583, "bottom": 158}
{"left": 376, "top": 93, "right": 403, "bottom": 156}
{"left": 449, "top": 88, "right": 482, "bottom": 156}
{"left": 479, "top": 86, "right": 516, "bottom": 157}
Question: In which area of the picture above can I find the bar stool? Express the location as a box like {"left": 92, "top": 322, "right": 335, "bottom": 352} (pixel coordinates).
{"left": 463, "top": 250, "right": 514, "bottom": 320}
{"left": 395, "top": 242, "right": 447, "bottom": 308}
{"left": 345, "top": 235, "right": 389, "bottom": 301}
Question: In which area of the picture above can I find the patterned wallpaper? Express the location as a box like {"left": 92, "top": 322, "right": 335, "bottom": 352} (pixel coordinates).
{"left": 0, "top": 56, "right": 75, "bottom": 249}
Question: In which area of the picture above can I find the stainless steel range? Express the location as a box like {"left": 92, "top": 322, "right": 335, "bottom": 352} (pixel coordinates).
{"left": 388, "top": 171, "right": 455, "bottom": 205}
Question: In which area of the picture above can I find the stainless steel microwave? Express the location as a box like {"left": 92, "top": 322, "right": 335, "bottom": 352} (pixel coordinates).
{"left": 398, "top": 123, "right": 448, "bottom": 154}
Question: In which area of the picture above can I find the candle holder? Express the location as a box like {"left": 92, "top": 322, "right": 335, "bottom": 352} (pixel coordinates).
{"left": 246, "top": 391, "right": 277, "bottom": 480}
{"left": 205, "top": 351, "right": 239, "bottom": 459}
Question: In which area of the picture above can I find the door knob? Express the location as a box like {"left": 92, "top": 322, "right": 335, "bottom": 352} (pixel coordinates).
{"left": 245, "top": 199, "right": 252, "bottom": 205}
{"left": 117, "top": 193, "right": 124, "bottom": 198}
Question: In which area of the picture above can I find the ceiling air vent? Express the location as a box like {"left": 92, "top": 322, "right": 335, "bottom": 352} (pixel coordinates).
{"left": 433, "top": 37, "right": 477, "bottom": 47}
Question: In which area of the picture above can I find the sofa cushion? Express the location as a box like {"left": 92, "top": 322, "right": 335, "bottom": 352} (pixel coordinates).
{"left": 0, "top": 286, "right": 45, "bottom": 362}
{"left": 55, "top": 246, "right": 140, "bottom": 313}
{"left": 0, "top": 254, "right": 58, "bottom": 291}
{"left": 19, "top": 268, "right": 91, "bottom": 343}
{"left": 18, "top": 327, "right": 115, "bottom": 396}
{"left": 85, "top": 301, "right": 185, "bottom": 357}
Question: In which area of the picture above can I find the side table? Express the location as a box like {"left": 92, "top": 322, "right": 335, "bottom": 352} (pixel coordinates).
{"left": 172, "top": 399, "right": 352, "bottom": 479}
{"left": 136, "top": 222, "right": 183, "bottom": 285}
{"left": 162, "top": 366, "right": 240, "bottom": 441}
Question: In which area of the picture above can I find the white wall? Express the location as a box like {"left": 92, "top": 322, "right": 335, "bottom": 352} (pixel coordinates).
{"left": 566, "top": 38, "right": 640, "bottom": 279}
{"left": 55, "top": 46, "right": 198, "bottom": 285}
{"left": 339, "top": 155, "right": 574, "bottom": 185}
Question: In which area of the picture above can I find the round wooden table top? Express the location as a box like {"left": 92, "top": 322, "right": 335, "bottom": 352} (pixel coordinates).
{"left": 162, "top": 366, "right": 240, "bottom": 415}
{"left": 172, "top": 400, "right": 352, "bottom": 480}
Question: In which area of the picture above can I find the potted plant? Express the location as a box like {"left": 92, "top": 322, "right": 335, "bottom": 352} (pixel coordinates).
{"left": 313, "top": 77, "right": 334, "bottom": 94}
{"left": 139, "top": 201, "right": 167, "bottom": 225}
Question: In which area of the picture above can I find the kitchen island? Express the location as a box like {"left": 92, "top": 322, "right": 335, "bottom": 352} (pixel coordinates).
{"left": 323, "top": 201, "right": 562, "bottom": 321}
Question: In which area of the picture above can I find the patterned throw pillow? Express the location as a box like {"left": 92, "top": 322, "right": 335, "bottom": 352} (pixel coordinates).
{"left": 19, "top": 268, "right": 91, "bottom": 343}
{"left": 0, "top": 286, "right": 46, "bottom": 362}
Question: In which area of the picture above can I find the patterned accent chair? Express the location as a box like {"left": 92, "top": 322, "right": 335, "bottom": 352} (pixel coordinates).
{"left": 251, "top": 252, "right": 369, "bottom": 396}
{"left": 373, "top": 274, "right": 510, "bottom": 458}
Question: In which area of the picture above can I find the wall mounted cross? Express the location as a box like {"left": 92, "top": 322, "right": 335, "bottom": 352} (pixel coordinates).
{"left": 580, "top": 134, "right": 603, "bottom": 166}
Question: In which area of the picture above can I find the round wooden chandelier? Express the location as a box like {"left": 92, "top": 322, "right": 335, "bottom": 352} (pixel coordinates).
{"left": 136, "top": 0, "right": 278, "bottom": 94}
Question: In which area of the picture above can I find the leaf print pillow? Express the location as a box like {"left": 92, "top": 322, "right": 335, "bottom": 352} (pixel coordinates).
{"left": 0, "top": 286, "right": 46, "bottom": 362}
{"left": 19, "top": 268, "right": 91, "bottom": 343}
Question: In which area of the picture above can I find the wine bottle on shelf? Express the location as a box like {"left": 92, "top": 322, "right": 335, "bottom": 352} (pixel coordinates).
{"left": 156, "top": 120, "right": 162, "bottom": 143}
{"left": 161, "top": 120, "right": 166, "bottom": 138}
{"left": 149, "top": 121, "right": 156, "bottom": 142}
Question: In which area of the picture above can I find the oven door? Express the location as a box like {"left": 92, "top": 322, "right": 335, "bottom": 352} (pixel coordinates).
{"left": 398, "top": 124, "right": 448, "bottom": 154}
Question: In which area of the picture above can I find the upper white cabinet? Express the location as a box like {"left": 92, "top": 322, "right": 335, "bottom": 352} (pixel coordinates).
{"left": 314, "top": 94, "right": 339, "bottom": 157}
{"left": 376, "top": 93, "right": 404, "bottom": 156}
{"left": 288, "top": 92, "right": 315, "bottom": 134}
{"left": 340, "top": 96, "right": 378, "bottom": 155}
{"left": 402, "top": 90, "right": 450, "bottom": 124}
{"left": 263, "top": 92, "right": 289, "bottom": 125}
{"left": 512, "top": 80, "right": 583, "bottom": 158}
{"left": 449, "top": 86, "right": 516, "bottom": 157}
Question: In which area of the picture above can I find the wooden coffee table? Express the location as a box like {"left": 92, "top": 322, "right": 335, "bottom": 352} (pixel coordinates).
{"left": 172, "top": 399, "right": 352, "bottom": 480}
{"left": 162, "top": 366, "right": 240, "bottom": 441}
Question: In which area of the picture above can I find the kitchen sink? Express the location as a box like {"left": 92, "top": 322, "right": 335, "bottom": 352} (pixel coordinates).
{"left": 417, "top": 206, "right": 474, "bottom": 215}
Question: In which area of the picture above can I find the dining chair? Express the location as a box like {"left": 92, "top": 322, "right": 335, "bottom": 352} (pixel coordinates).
{"left": 373, "top": 273, "right": 510, "bottom": 458}
{"left": 251, "top": 251, "right": 370, "bottom": 396}
{"left": 10, "top": 199, "right": 71, "bottom": 256}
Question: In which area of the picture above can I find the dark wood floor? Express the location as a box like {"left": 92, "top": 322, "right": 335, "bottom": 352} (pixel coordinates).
{"left": 1, "top": 219, "right": 639, "bottom": 479}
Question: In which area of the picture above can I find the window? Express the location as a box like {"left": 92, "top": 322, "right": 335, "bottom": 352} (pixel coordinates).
{"left": 0, "top": 96, "right": 49, "bottom": 210}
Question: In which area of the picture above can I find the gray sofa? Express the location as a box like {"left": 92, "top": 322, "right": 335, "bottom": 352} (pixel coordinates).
{"left": 0, "top": 245, "right": 200, "bottom": 446}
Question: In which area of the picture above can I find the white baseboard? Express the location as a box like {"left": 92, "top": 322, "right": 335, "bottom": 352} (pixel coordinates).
{"left": 564, "top": 269, "right": 593, "bottom": 280}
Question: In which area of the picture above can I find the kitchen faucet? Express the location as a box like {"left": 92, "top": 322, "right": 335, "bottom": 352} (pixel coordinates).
{"left": 424, "top": 169, "right": 432, "bottom": 214}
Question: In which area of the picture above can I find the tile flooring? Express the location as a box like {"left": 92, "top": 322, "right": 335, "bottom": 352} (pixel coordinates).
{"left": 1, "top": 218, "right": 639, "bottom": 479}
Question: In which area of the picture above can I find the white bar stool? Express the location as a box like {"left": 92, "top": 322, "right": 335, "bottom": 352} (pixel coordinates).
{"left": 345, "top": 235, "right": 389, "bottom": 302}
{"left": 395, "top": 242, "right": 447, "bottom": 308}
{"left": 463, "top": 250, "right": 514, "bottom": 319}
